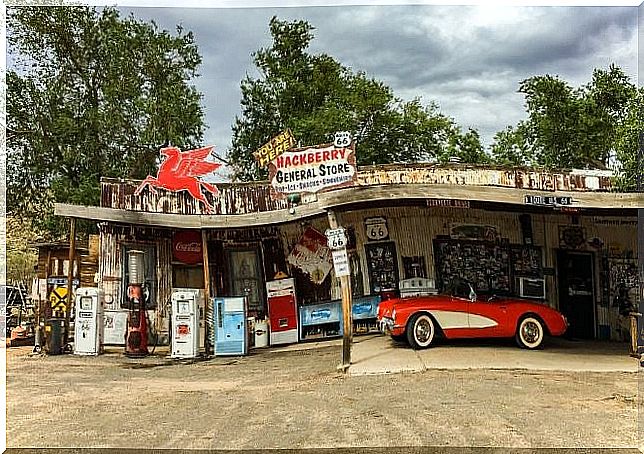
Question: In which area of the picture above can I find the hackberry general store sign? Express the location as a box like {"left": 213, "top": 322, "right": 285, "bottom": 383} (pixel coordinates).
{"left": 268, "top": 141, "right": 357, "bottom": 197}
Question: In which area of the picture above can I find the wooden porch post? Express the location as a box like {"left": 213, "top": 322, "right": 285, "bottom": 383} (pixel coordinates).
{"left": 65, "top": 217, "right": 76, "bottom": 345}
{"left": 202, "top": 229, "right": 212, "bottom": 356}
{"left": 327, "top": 210, "right": 352, "bottom": 372}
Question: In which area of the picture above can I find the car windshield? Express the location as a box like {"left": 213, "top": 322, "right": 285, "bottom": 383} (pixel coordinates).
{"left": 446, "top": 279, "right": 473, "bottom": 299}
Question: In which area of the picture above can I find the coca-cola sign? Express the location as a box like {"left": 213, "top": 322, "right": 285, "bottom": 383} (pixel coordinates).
{"left": 173, "top": 230, "right": 203, "bottom": 264}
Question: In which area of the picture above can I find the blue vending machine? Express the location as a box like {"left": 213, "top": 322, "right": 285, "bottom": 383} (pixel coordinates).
{"left": 213, "top": 297, "right": 248, "bottom": 356}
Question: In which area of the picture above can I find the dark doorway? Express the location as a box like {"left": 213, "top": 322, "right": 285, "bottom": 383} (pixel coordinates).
{"left": 557, "top": 251, "right": 595, "bottom": 339}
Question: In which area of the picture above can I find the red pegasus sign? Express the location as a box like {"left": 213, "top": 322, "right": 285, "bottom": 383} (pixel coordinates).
{"left": 135, "top": 145, "right": 221, "bottom": 213}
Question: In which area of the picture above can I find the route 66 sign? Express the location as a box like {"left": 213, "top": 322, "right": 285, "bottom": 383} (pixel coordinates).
{"left": 365, "top": 217, "right": 389, "bottom": 241}
{"left": 325, "top": 227, "right": 347, "bottom": 250}
{"left": 333, "top": 131, "right": 352, "bottom": 148}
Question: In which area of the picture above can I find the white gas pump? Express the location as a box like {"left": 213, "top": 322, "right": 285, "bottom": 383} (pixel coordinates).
{"left": 171, "top": 288, "right": 203, "bottom": 359}
{"left": 74, "top": 287, "right": 105, "bottom": 355}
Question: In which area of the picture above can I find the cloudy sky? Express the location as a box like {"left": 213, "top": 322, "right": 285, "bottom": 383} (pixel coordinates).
{"left": 117, "top": 3, "right": 638, "bottom": 164}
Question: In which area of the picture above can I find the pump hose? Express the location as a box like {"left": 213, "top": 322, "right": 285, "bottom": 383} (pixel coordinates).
{"left": 145, "top": 310, "right": 159, "bottom": 356}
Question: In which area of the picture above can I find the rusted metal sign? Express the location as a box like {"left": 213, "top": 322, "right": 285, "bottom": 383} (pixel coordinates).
{"left": 286, "top": 227, "right": 333, "bottom": 284}
{"left": 253, "top": 129, "right": 296, "bottom": 168}
{"left": 268, "top": 142, "right": 357, "bottom": 198}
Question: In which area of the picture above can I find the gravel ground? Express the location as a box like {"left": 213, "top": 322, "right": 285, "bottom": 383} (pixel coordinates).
{"left": 6, "top": 345, "right": 639, "bottom": 449}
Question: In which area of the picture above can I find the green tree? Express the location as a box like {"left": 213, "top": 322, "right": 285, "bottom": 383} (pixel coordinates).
{"left": 230, "top": 17, "right": 475, "bottom": 181}
{"left": 8, "top": 6, "right": 206, "bottom": 237}
{"left": 491, "top": 65, "right": 639, "bottom": 188}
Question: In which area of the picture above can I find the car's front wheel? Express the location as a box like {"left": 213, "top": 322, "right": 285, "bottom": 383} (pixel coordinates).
{"left": 406, "top": 313, "right": 435, "bottom": 349}
{"left": 516, "top": 316, "right": 545, "bottom": 349}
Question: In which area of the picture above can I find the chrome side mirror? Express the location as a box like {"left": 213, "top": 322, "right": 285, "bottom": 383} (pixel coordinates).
{"left": 468, "top": 285, "right": 477, "bottom": 302}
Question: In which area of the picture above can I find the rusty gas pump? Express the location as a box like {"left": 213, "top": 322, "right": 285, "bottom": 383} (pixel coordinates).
{"left": 125, "top": 250, "right": 149, "bottom": 357}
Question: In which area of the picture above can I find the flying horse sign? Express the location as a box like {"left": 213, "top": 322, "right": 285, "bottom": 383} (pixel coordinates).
{"left": 135, "top": 145, "right": 221, "bottom": 213}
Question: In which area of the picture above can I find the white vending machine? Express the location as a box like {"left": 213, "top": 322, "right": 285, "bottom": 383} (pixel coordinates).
{"left": 171, "top": 288, "right": 203, "bottom": 359}
{"left": 74, "top": 287, "right": 104, "bottom": 356}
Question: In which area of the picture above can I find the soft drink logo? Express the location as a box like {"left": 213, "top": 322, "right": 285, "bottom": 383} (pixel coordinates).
{"left": 175, "top": 242, "right": 201, "bottom": 253}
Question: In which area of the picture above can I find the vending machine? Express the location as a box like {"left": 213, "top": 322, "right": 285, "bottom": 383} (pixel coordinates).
{"left": 266, "top": 278, "right": 299, "bottom": 345}
{"left": 74, "top": 287, "right": 104, "bottom": 356}
{"left": 213, "top": 297, "right": 248, "bottom": 356}
{"left": 170, "top": 288, "right": 203, "bottom": 359}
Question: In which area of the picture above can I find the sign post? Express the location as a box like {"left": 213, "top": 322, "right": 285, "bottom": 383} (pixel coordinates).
{"left": 326, "top": 212, "right": 352, "bottom": 372}
{"left": 637, "top": 131, "right": 644, "bottom": 360}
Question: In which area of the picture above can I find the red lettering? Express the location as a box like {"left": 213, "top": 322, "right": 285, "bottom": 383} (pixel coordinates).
{"left": 315, "top": 151, "right": 322, "bottom": 163}
{"left": 331, "top": 149, "right": 340, "bottom": 160}
{"left": 323, "top": 150, "right": 331, "bottom": 161}
{"left": 276, "top": 156, "right": 284, "bottom": 168}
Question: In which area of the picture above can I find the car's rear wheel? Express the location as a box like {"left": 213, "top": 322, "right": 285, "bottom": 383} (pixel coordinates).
{"left": 516, "top": 316, "right": 545, "bottom": 349}
{"left": 406, "top": 313, "right": 435, "bottom": 349}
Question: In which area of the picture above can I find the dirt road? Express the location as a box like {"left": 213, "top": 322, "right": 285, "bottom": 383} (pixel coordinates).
{"left": 6, "top": 345, "right": 638, "bottom": 449}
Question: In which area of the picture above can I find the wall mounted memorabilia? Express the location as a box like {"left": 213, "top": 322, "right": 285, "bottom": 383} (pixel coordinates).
{"left": 402, "top": 256, "right": 427, "bottom": 279}
{"left": 365, "top": 241, "right": 399, "bottom": 293}
{"left": 450, "top": 223, "right": 500, "bottom": 242}
{"left": 434, "top": 240, "right": 511, "bottom": 294}
{"left": 172, "top": 230, "right": 202, "bottom": 264}
{"left": 559, "top": 226, "right": 586, "bottom": 249}
{"left": 287, "top": 227, "right": 333, "bottom": 285}
{"left": 365, "top": 217, "right": 389, "bottom": 241}
{"left": 519, "top": 214, "right": 533, "bottom": 245}
{"left": 510, "top": 246, "right": 543, "bottom": 279}
{"left": 135, "top": 146, "right": 221, "bottom": 213}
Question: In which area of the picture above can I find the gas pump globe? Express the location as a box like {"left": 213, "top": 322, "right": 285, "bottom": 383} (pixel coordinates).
{"left": 125, "top": 250, "right": 149, "bottom": 357}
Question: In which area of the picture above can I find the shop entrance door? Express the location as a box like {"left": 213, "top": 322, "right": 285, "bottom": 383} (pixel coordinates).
{"left": 227, "top": 247, "right": 265, "bottom": 317}
{"left": 557, "top": 251, "right": 595, "bottom": 339}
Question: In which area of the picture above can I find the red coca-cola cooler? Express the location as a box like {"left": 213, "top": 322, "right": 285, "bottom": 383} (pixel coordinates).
{"left": 266, "top": 278, "right": 299, "bottom": 345}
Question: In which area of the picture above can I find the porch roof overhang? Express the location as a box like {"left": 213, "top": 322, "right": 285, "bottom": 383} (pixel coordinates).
{"left": 55, "top": 183, "right": 644, "bottom": 229}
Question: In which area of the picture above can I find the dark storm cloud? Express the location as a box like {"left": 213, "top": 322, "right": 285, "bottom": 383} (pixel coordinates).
{"left": 118, "top": 5, "right": 637, "bottom": 156}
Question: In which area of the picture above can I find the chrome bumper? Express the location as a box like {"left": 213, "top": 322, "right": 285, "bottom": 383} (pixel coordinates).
{"left": 378, "top": 317, "right": 394, "bottom": 334}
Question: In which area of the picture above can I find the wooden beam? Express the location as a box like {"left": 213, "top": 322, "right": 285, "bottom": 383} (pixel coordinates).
{"left": 55, "top": 186, "right": 644, "bottom": 229}
{"left": 327, "top": 210, "right": 352, "bottom": 373}
{"left": 202, "top": 230, "right": 212, "bottom": 357}
{"left": 65, "top": 218, "right": 76, "bottom": 346}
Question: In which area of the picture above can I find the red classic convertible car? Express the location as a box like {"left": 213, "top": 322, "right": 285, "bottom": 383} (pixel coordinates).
{"left": 377, "top": 279, "right": 568, "bottom": 349}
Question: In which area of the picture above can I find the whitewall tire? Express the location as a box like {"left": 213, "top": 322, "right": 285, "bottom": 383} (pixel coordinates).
{"left": 407, "top": 313, "right": 436, "bottom": 349}
{"left": 516, "top": 316, "right": 545, "bottom": 349}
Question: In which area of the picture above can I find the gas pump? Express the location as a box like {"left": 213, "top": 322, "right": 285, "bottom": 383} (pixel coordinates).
{"left": 125, "top": 250, "right": 149, "bottom": 357}
{"left": 73, "top": 287, "right": 104, "bottom": 355}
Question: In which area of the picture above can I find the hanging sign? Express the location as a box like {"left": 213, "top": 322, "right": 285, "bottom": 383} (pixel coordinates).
{"left": 325, "top": 228, "right": 347, "bottom": 250}
{"left": 134, "top": 146, "right": 221, "bottom": 213}
{"left": 173, "top": 230, "right": 203, "bottom": 264}
{"left": 268, "top": 141, "right": 357, "bottom": 198}
{"left": 332, "top": 248, "right": 350, "bottom": 277}
{"left": 253, "top": 129, "right": 297, "bottom": 167}
{"left": 287, "top": 227, "right": 333, "bottom": 284}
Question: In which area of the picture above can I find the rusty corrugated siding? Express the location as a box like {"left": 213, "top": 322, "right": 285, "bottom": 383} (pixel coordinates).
{"left": 100, "top": 166, "right": 613, "bottom": 215}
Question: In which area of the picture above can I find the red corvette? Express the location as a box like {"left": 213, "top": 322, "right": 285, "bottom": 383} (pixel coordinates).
{"left": 377, "top": 279, "right": 568, "bottom": 349}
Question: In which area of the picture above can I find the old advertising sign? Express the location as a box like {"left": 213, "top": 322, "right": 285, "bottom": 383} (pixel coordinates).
{"left": 134, "top": 145, "right": 221, "bottom": 213}
{"left": 365, "top": 217, "right": 389, "bottom": 241}
{"left": 253, "top": 129, "right": 296, "bottom": 167}
{"left": 173, "top": 230, "right": 203, "bottom": 264}
{"left": 268, "top": 141, "right": 357, "bottom": 197}
{"left": 287, "top": 227, "right": 333, "bottom": 284}
{"left": 332, "top": 248, "right": 350, "bottom": 277}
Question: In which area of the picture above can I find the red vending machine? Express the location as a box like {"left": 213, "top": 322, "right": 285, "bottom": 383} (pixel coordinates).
{"left": 266, "top": 278, "right": 299, "bottom": 345}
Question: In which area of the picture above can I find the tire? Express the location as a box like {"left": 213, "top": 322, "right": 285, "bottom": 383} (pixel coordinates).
{"left": 516, "top": 316, "right": 545, "bottom": 349}
{"left": 406, "top": 313, "right": 436, "bottom": 349}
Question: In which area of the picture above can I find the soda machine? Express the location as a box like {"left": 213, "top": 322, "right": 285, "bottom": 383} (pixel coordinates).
{"left": 170, "top": 288, "right": 202, "bottom": 359}
{"left": 125, "top": 250, "right": 149, "bottom": 357}
{"left": 266, "top": 278, "right": 299, "bottom": 345}
{"left": 73, "top": 287, "right": 104, "bottom": 355}
{"left": 213, "top": 296, "right": 248, "bottom": 356}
